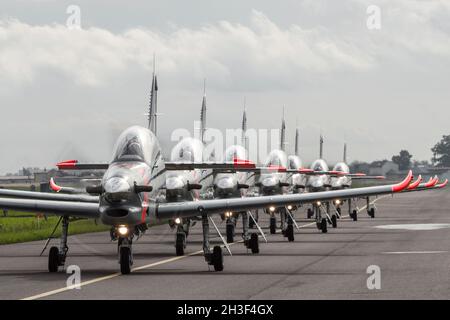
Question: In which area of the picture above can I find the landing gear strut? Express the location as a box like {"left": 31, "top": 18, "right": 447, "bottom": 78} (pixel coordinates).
{"left": 202, "top": 214, "right": 223, "bottom": 271}
{"left": 367, "top": 197, "right": 375, "bottom": 218}
{"left": 48, "top": 216, "right": 69, "bottom": 272}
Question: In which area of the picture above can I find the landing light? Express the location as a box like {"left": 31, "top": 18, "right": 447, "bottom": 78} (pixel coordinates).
{"left": 175, "top": 218, "right": 182, "bottom": 225}
{"left": 269, "top": 206, "right": 276, "bottom": 212}
{"left": 316, "top": 201, "right": 321, "bottom": 206}
{"left": 117, "top": 225, "right": 129, "bottom": 236}
{"left": 225, "top": 211, "right": 233, "bottom": 218}
{"left": 335, "top": 200, "right": 341, "bottom": 205}
{"left": 287, "top": 205, "right": 293, "bottom": 210}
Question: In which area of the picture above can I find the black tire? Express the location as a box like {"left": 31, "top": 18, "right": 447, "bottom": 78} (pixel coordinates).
{"left": 316, "top": 222, "right": 321, "bottom": 230}
{"left": 321, "top": 218, "right": 328, "bottom": 233}
{"left": 212, "top": 246, "right": 224, "bottom": 271}
{"left": 175, "top": 233, "right": 185, "bottom": 256}
{"left": 120, "top": 247, "right": 131, "bottom": 274}
{"left": 286, "top": 224, "right": 294, "bottom": 242}
{"left": 48, "top": 246, "right": 60, "bottom": 273}
{"left": 368, "top": 208, "right": 375, "bottom": 218}
{"left": 250, "top": 233, "right": 259, "bottom": 254}
{"left": 226, "top": 224, "right": 234, "bottom": 243}
{"left": 352, "top": 210, "right": 358, "bottom": 221}
{"left": 331, "top": 215, "right": 337, "bottom": 228}
{"left": 307, "top": 208, "right": 313, "bottom": 219}
{"left": 249, "top": 216, "right": 255, "bottom": 229}
{"left": 269, "top": 217, "right": 276, "bottom": 234}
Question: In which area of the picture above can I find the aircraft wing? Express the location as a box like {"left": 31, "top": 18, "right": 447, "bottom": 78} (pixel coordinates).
{"left": 155, "top": 171, "right": 416, "bottom": 219}
{"left": 0, "top": 188, "right": 99, "bottom": 203}
{"left": 57, "top": 160, "right": 109, "bottom": 170}
{"left": 0, "top": 198, "right": 99, "bottom": 218}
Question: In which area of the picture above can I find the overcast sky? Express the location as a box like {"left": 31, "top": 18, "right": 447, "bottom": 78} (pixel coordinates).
{"left": 0, "top": 0, "right": 449, "bottom": 173}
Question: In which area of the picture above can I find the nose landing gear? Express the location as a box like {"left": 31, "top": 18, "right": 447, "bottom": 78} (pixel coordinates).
{"left": 118, "top": 236, "right": 133, "bottom": 274}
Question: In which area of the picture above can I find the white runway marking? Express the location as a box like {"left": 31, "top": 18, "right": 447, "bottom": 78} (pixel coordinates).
{"left": 374, "top": 223, "right": 450, "bottom": 231}
{"left": 382, "top": 251, "right": 447, "bottom": 255}
{"left": 21, "top": 250, "right": 204, "bottom": 300}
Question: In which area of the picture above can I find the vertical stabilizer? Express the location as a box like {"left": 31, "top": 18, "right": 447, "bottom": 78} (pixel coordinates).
{"left": 319, "top": 134, "right": 324, "bottom": 159}
{"left": 295, "top": 127, "right": 300, "bottom": 156}
{"left": 148, "top": 58, "right": 158, "bottom": 135}
{"left": 280, "top": 108, "right": 286, "bottom": 151}
{"left": 241, "top": 100, "right": 248, "bottom": 150}
{"left": 200, "top": 79, "right": 207, "bottom": 144}
{"left": 343, "top": 143, "right": 347, "bottom": 163}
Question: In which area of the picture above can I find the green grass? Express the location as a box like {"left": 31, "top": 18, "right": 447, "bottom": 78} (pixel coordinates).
{"left": 0, "top": 211, "right": 109, "bottom": 245}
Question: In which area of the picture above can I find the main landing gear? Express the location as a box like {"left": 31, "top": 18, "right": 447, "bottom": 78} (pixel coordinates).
{"left": 366, "top": 197, "right": 376, "bottom": 218}
{"left": 48, "top": 216, "right": 69, "bottom": 272}
{"left": 202, "top": 214, "right": 224, "bottom": 271}
{"left": 314, "top": 205, "right": 328, "bottom": 233}
{"left": 242, "top": 212, "right": 259, "bottom": 254}
{"left": 175, "top": 220, "right": 190, "bottom": 256}
{"left": 348, "top": 198, "right": 358, "bottom": 221}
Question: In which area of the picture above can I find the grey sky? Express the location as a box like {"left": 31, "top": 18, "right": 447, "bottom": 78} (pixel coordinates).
{"left": 0, "top": 0, "right": 449, "bottom": 173}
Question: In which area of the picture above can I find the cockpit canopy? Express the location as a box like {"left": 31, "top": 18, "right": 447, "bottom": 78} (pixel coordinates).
{"left": 171, "top": 137, "right": 204, "bottom": 162}
{"left": 111, "top": 126, "right": 157, "bottom": 164}
{"left": 310, "top": 159, "right": 329, "bottom": 172}
{"left": 264, "top": 150, "right": 288, "bottom": 167}
{"left": 288, "top": 155, "right": 302, "bottom": 170}
{"left": 224, "top": 145, "right": 247, "bottom": 162}
{"left": 333, "top": 162, "right": 349, "bottom": 173}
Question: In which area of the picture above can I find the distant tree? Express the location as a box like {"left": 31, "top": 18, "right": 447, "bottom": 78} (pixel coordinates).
{"left": 392, "top": 150, "right": 412, "bottom": 170}
{"left": 412, "top": 160, "right": 430, "bottom": 167}
{"left": 431, "top": 135, "right": 450, "bottom": 167}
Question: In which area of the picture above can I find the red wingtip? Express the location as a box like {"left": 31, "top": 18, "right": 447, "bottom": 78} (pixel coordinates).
{"left": 407, "top": 175, "right": 422, "bottom": 190}
{"left": 436, "top": 179, "right": 448, "bottom": 188}
{"left": 424, "top": 176, "right": 439, "bottom": 188}
{"left": 298, "top": 168, "right": 314, "bottom": 173}
{"left": 49, "top": 177, "right": 62, "bottom": 193}
{"left": 392, "top": 170, "right": 413, "bottom": 192}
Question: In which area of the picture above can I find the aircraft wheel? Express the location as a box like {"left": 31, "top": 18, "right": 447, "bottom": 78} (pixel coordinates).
{"left": 331, "top": 215, "right": 337, "bottom": 228}
{"left": 120, "top": 247, "right": 132, "bottom": 275}
{"left": 286, "top": 224, "right": 294, "bottom": 242}
{"left": 212, "top": 246, "right": 224, "bottom": 271}
{"left": 249, "top": 233, "right": 259, "bottom": 254}
{"left": 269, "top": 217, "right": 276, "bottom": 234}
{"left": 321, "top": 218, "right": 328, "bottom": 233}
{"left": 226, "top": 224, "right": 234, "bottom": 243}
{"left": 175, "top": 233, "right": 185, "bottom": 256}
{"left": 249, "top": 216, "right": 255, "bottom": 229}
{"left": 368, "top": 208, "right": 375, "bottom": 218}
{"left": 352, "top": 210, "right": 358, "bottom": 221}
{"left": 307, "top": 208, "right": 313, "bottom": 219}
{"left": 48, "top": 246, "right": 60, "bottom": 273}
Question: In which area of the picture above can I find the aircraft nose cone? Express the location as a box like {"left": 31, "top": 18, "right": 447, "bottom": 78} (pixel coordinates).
{"left": 104, "top": 177, "right": 131, "bottom": 194}
{"left": 166, "top": 176, "right": 185, "bottom": 190}
{"left": 216, "top": 177, "right": 235, "bottom": 191}
{"left": 103, "top": 177, "right": 131, "bottom": 202}
{"left": 262, "top": 177, "right": 277, "bottom": 188}
{"left": 310, "top": 178, "right": 324, "bottom": 189}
